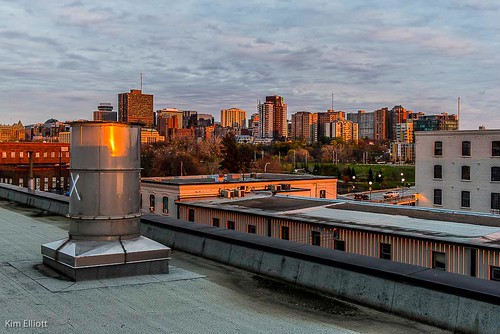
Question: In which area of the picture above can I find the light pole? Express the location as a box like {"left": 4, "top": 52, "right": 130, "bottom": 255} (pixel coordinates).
{"left": 264, "top": 162, "right": 270, "bottom": 172}
{"left": 369, "top": 181, "right": 372, "bottom": 200}
{"left": 351, "top": 175, "right": 356, "bottom": 194}
{"left": 401, "top": 178, "right": 405, "bottom": 196}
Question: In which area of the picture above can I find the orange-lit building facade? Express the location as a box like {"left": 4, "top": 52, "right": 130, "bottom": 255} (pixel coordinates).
{"left": 291, "top": 112, "right": 315, "bottom": 143}
{"left": 118, "top": 89, "right": 154, "bottom": 127}
{"left": 0, "top": 142, "right": 70, "bottom": 192}
{"left": 0, "top": 121, "right": 24, "bottom": 142}
{"left": 221, "top": 108, "right": 247, "bottom": 128}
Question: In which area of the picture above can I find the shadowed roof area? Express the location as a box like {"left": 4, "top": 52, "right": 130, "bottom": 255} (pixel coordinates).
{"left": 225, "top": 196, "right": 327, "bottom": 211}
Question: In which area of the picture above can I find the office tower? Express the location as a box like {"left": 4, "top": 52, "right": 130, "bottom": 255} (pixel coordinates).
{"left": 388, "top": 105, "right": 410, "bottom": 140}
{"left": 182, "top": 110, "right": 198, "bottom": 128}
{"left": 118, "top": 90, "right": 154, "bottom": 127}
{"left": 93, "top": 103, "right": 117, "bottom": 122}
{"left": 374, "top": 107, "right": 389, "bottom": 140}
{"left": 258, "top": 100, "right": 274, "bottom": 138}
{"left": 414, "top": 113, "right": 458, "bottom": 132}
{"left": 259, "top": 95, "right": 287, "bottom": 139}
{"left": 347, "top": 110, "right": 374, "bottom": 139}
{"left": 323, "top": 120, "right": 359, "bottom": 142}
{"left": 291, "top": 112, "right": 315, "bottom": 143}
{"left": 316, "top": 110, "right": 344, "bottom": 139}
{"left": 221, "top": 108, "right": 247, "bottom": 128}
{"left": 156, "top": 108, "right": 183, "bottom": 137}
{"left": 197, "top": 114, "right": 214, "bottom": 127}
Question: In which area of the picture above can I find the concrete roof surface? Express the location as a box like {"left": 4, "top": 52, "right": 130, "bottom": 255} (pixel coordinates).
{"left": 0, "top": 201, "right": 447, "bottom": 334}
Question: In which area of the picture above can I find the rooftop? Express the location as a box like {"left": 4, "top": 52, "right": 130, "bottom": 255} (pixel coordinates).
{"left": 182, "top": 196, "right": 500, "bottom": 249}
{"left": 142, "top": 173, "right": 336, "bottom": 186}
{"left": 0, "top": 199, "right": 446, "bottom": 333}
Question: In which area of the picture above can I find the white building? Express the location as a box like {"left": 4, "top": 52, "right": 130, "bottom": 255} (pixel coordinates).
{"left": 415, "top": 129, "right": 500, "bottom": 213}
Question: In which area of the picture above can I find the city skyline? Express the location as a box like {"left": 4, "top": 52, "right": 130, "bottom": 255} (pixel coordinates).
{"left": 1, "top": 1, "right": 499, "bottom": 129}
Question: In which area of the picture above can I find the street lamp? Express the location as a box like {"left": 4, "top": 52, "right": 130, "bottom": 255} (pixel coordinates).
{"left": 264, "top": 162, "right": 270, "bottom": 172}
{"left": 369, "top": 181, "right": 372, "bottom": 200}
{"left": 401, "top": 177, "right": 405, "bottom": 196}
{"left": 351, "top": 175, "right": 356, "bottom": 194}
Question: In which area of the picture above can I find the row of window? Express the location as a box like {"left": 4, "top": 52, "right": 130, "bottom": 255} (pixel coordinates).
{"left": 433, "top": 165, "right": 500, "bottom": 181}
{"left": 149, "top": 195, "right": 168, "bottom": 214}
{"left": 434, "top": 140, "right": 500, "bottom": 157}
{"left": 433, "top": 189, "right": 500, "bottom": 209}
{"left": 192, "top": 211, "right": 500, "bottom": 281}
{"left": 0, "top": 151, "right": 70, "bottom": 159}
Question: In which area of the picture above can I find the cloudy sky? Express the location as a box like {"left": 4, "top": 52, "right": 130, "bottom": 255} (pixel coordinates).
{"left": 1, "top": 0, "right": 499, "bottom": 129}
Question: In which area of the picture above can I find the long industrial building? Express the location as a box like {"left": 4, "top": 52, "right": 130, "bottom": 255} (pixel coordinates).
{"left": 177, "top": 195, "right": 500, "bottom": 281}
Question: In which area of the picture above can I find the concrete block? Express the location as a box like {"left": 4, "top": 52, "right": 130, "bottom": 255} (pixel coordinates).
{"left": 170, "top": 232, "right": 204, "bottom": 255}
{"left": 391, "top": 283, "right": 459, "bottom": 330}
{"left": 227, "top": 245, "right": 263, "bottom": 272}
{"left": 338, "top": 270, "right": 395, "bottom": 310}
{"left": 201, "top": 238, "right": 231, "bottom": 264}
{"left": 259, "top": 253, "right": 300, "bottom": 283}
{"left": 455, "top": 296, "right": 500, "bottom": 334}
{"left": 296, "top": 260, "right": 344, "bottom": 294}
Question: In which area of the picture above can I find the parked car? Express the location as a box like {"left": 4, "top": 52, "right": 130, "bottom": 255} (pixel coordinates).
{"left": 354, "top": 194, "right": 369, "bottom": 200}
{"left": 383, "top": 191, "right": 401, "bottom": 199}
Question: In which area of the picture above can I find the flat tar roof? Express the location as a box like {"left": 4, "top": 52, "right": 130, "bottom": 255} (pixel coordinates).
{"left": 181, "top": 196, "right": 500, "bottom": 249}
{"left": 142, "top": 173, "right": 336, "bottom": 186}
{"left": 0, "top": 200, "right": 444, "bottom": 334}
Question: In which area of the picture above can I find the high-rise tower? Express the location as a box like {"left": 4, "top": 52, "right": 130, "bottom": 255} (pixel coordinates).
{"left": 118, "top": 90, "right": 154, "bottom": 127}
{"left": 258, "top": 96, "right": 287, "bottom": 139}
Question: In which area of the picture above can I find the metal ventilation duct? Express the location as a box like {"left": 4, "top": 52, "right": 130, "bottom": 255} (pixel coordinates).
{"left": 42, "top": 122, "right": 170, "bottom": 281}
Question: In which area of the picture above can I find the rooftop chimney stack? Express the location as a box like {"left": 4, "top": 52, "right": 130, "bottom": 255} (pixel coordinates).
{"left": 41, "top": 121, "right": 171, "bottom": 281}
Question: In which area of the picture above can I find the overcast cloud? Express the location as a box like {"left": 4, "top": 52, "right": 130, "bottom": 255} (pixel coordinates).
{"left": 1, "top": 0, "right": 499, "bottom": 129}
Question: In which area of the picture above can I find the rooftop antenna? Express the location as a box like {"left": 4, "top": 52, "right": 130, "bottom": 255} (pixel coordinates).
{"left": 140, "top": 73, "right": 143, "bottom": 91}
{"left": 457, "top": 97, "right": 461, "bottom": 130}
{"left": 331, "top": 93, "right": 334, "bottom": 111}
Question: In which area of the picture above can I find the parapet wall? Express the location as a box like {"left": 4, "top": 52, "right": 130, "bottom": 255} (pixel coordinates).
{"left": 0, "top": 183, "right": 68, "bottom": 216}
{"left": 141, "top": 214, "right": 500, "bottom": 334}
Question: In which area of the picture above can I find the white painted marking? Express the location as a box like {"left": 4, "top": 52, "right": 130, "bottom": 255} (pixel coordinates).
{"left": 69, "top": 173, "right": 80, "bottom": 200}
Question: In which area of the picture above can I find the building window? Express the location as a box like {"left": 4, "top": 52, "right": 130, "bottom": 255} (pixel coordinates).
{"left": 19, "top": 152, "right": 23, "bottom": 158}
{"left": 10, "top": 152, "right": 15, "bottom": 158}
{"left": 432, "top": 251, "right": 446, "bottom": 271}
{"left": 380, "top": 243, "right": 391, "bottom": 260}
{"left": 433, "top": 189, "right": 442, "bottom": 205}
{"left": 162, "top": 196, "right": 169, "bottom": 214}
{"left": 227, "top": 220, "right": 235, "bottom": 230}
{"left": 212, "top": 218, "right": 220, "bottom": 227}
{"left": 493, "top": 141, "right": 500, "bottom": 156}
{"left": 491, "top": 193, "right": 500, "bottom": 211}
{"left": 311, "top": 231, "right": 321, "bottom": 246}
{"left": 334, "top": 240, "right": 345, "bottom": 251}
{"left": 492, "top": 167, "right": 500, "bottom": 181}
{"left": 433, "top": 165, "right": 442, "bottom": 179}
{"left": 247, "top": 225, "right": 256, "bottom": 234}
{"left": 149, "top": 194, "right": 155, "bottom": 212}
{"left": 280, "top": 226, "right": 289, "bottom": 240}
{"left": 461, "top": 191, "right": 470, "bottom": 208}
{"left": 43, "top": 152, "right": 47, "bottom": 158}
{"left": 319, "top": 190, "right": 326, "bottom": 198}
{"left": 35, "top": 152, "right": 39, "bottom": 158}
{"left": 2, "top": 152, "right": 6, "bottom": 158}
{"left": 51, "top": 152, "right": 55, "bottom": 158}
{"left": 434, "top": 141, "right": 442, "bottom": 156}
{"left": 461, "top": 141, "right": 471, "bottom": 156}
{"left": 461, "top": 166, "right": 470, "bottom": 181}
{"left": 188, "top": 209, "right": 195, "bottom": 222}
{"left": 491, "top": 266, "right": 500, "bottom": 282}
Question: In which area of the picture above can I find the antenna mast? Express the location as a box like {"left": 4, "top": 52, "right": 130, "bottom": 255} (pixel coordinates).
{"left": 140, "top": 73, "right": 143, "bottom": 91}
{"left": 331, "top": 93, "right": 334, "bottom": 111}
{"left": 457, "top": 97, "right": 461, "bottom": 130}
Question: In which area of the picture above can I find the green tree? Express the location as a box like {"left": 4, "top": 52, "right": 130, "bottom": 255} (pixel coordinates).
{"left": 220, "top": 133, "right": 241, "bottom": 172}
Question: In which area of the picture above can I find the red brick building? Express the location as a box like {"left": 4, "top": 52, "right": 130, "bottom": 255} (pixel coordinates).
{"left": 0, "top": 142, "right": 70, "bottom": 192}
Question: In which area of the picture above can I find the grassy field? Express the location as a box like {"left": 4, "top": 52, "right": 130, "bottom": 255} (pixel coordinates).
{"left": 284, "top": 162, "right": 415, "bottom": 192}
